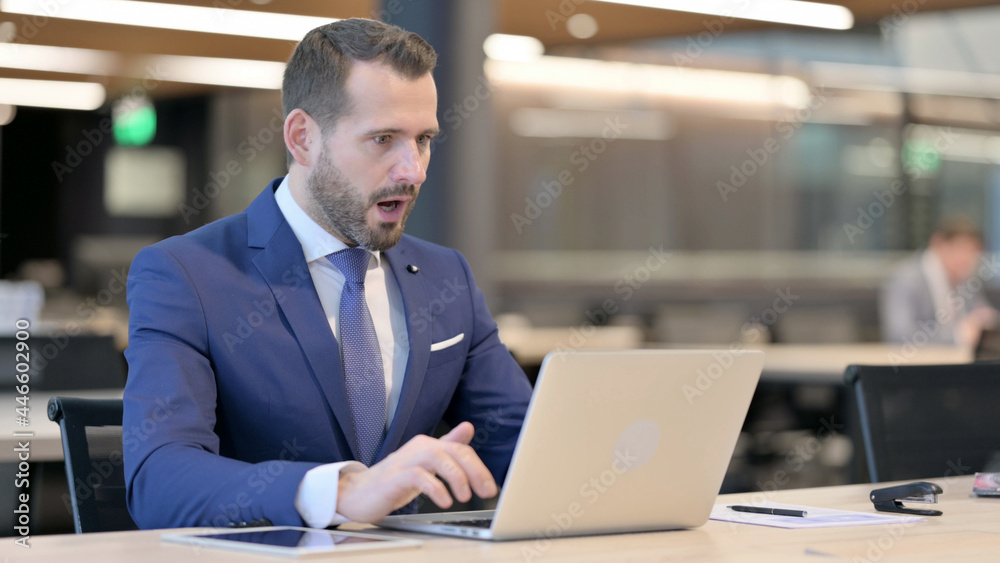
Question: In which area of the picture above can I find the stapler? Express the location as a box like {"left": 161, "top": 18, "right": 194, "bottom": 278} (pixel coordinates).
{"left": 870, "top": 481, "right": 943, "bottom": 516}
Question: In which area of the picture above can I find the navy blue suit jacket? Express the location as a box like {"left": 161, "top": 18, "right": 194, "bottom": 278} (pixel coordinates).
{"left": 123, "top": 179, "right": 531, "bottom": 529}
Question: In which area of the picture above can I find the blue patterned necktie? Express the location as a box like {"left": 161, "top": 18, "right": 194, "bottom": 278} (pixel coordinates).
{"left": 327, "top": 247, "right": 386, "bottom": 466}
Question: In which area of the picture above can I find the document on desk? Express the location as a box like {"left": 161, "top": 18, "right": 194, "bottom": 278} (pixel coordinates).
{"left": 710, "top": 502, "right": 923, "bottom": 529}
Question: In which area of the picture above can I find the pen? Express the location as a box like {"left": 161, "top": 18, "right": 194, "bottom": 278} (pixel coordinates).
{"left": 728, "top": 505, "right": 807, "bottom": 517}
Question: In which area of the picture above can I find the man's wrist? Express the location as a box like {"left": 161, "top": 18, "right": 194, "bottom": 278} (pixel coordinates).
{"left": 295, "top": 461, "right": 367, "bottom": 528}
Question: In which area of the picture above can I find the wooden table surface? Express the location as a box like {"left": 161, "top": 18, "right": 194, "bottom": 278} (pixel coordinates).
{"left": 6, "top": 475, "right": 997, "bottom": 562}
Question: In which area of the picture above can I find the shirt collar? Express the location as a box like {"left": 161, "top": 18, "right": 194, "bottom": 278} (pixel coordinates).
{"left": 921, "top": 248, "right": 952, "bottom": 318}
{"left": 274, "top": 175, "right": 382, "bottom": 266}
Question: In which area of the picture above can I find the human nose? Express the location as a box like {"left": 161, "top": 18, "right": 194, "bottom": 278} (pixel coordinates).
{"left": 390, "top": 142, "right": 428, "bottom": 186}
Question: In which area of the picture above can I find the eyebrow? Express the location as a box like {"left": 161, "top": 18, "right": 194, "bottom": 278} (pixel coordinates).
{"left": 363, "top": 127, "right": 441, "bottom": 137}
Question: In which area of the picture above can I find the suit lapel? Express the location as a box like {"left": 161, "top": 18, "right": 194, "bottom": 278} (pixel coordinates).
{"left": 378, "top": 240, "right": 432, "bottom": 458}
{"left": 246, "top": 182, "right": 361, "bottom": 461}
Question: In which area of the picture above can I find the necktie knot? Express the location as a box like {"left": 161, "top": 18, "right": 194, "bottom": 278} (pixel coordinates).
{"left": 327, "top": 247, "right": 370, "bottom": 285}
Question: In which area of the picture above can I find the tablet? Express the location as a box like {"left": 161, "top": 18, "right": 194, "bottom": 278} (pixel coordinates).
{"left": 161, "top": 526, "right": 422, "bottom": 557}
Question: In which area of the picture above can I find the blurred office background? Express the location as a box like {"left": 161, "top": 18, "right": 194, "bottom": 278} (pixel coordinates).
{"left": 3, "top": 0, "right": 1000, "bottom": 532}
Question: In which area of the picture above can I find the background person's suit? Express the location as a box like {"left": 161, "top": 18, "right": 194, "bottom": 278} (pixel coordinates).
{"left": 879, "top": 252, "right": 987, "bottom": 344}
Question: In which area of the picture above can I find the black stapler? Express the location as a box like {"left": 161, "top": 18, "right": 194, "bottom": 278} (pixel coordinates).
{"left": 870, "top": 481, "right": 943, "bottom": 516}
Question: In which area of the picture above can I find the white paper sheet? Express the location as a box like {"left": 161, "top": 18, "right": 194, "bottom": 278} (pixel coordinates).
{"left": 710, "top": 502, "right": 924, "bottom": 529}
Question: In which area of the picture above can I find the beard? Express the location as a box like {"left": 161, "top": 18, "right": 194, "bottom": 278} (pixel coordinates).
{"left": 305, "top": 149, "right": 418, "bottom": 252}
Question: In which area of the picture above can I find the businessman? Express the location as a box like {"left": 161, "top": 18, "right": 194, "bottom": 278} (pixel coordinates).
{"left": 123, "top": 18, "right": 532, "bottom": 529}
{"left": 880, "top": 217, "right": 997, "bottom": 346}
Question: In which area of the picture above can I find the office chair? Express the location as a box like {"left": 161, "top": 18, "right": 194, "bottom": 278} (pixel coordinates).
{"left": 47, "top": 397, "right": 138, "bottom": 533}
{"left": 845, "top": 363, "right": 1000, "bottom": 483}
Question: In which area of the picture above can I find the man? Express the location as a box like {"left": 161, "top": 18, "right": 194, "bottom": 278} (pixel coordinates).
{"left": 880, "top": 217, "right": 997, "bottom": 346}
{"left": 123, "top": 18, "right": 531, "bottom": 529}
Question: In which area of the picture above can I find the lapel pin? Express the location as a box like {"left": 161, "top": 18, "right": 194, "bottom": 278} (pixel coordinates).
{"left": 406, "top": 264, "right": 419, "bottom": 274}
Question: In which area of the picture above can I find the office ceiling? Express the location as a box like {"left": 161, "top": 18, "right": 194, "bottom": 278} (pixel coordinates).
{"left": 1, "top": 0, "right": 999, "bottom": 100}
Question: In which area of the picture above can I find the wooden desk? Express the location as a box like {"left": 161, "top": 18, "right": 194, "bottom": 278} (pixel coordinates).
{"left": 10, "top": 476, "right": 998, "bottom": 561}
{"left": 750, "top": 343, "right": 972, "bottom": 384}
{"left": 499, "top": 324, "right": 973, "bottom": 385}
{"left": 0, "top": 389, "right": 123, "bottom": 463}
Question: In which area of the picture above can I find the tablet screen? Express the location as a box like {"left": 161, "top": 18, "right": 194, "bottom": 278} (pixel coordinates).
{"left": 162, "top": 526, "right": 422, "bottom": 556}
{"left": 202, "top": 528, "right": 387, "bottom": 547}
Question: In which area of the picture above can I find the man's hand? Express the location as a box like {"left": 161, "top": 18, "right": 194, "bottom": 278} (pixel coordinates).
{"left": 335, "top": 422, "right": 498, "bottom": 523}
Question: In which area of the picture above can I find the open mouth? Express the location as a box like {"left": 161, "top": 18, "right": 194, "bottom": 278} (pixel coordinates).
{"left": 377, "top": 200, "right": 400, "bottom": 212}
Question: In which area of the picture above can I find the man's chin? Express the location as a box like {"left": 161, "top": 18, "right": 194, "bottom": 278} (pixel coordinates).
{"left": 363, "top": 223, "right": 406, "bottom": 252}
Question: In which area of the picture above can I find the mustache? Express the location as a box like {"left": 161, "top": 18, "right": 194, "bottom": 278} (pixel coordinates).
{"left": 367, "top": 184, "right": 417, "bottom": 206}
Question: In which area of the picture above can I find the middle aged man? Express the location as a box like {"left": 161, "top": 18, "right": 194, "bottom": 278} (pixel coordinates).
{"left": 123, "top": 18, "right": 532, "bottom": 530}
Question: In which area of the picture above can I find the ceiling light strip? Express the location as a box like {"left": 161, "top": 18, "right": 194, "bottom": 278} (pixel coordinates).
{"left": 593, "top": 0, "right": 854, "bottom": 30}
{"left": 0, "top": 77, "right": 106, "bottom": 110}
{"left": 0, "top": 43, "right": 284, "bottom": 89}
{"left": 0, "top": 0, "right": 335, "bottom": 40}
{"left": 486, "top": 56, "right": 812, "bottom": 108}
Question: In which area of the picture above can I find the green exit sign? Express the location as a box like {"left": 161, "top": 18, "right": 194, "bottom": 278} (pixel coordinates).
{"left": 112, "top": 97, "right": 156, "bottom": 146}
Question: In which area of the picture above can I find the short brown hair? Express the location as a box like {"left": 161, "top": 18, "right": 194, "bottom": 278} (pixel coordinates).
{"left": 282, "top": 18, "right": 437, "bottom": 136}
{"left": 934, "top": 216, "right": 983, "bottom": 243}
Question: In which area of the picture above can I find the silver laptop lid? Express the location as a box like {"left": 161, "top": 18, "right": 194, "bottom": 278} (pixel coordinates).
{"left": 488, "top": 349, "right": 763, "bottom": 540}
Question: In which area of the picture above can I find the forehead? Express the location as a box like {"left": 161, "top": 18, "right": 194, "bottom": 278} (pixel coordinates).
{"left": 338, "top": 59, "right": 438, "bottom": 132}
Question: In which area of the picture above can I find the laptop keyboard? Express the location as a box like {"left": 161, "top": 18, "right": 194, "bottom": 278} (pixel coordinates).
{"left": 439, "top": 518, "right": 493, "bottom": 528}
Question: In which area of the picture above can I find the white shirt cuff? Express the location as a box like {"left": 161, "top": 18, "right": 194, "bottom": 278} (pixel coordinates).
{"left": 294, "top": 461, "right": 367, "bottom": 528}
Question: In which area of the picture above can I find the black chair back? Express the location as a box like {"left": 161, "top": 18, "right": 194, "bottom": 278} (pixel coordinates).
{"left": 845, "top": 363, "right": 1000, "bottom": 483}
{"left": 47, "top": 397, "right": 138, "bottom": 533}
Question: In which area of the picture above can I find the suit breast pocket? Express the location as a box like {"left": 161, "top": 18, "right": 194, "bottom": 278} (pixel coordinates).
{"left": 427, "top": 341, "right": 466, "bottom": 369}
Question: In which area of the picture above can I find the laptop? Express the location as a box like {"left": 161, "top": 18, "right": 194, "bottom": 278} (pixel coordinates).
{"left": 377, "top": 348, "right": 764, "bottom": 540}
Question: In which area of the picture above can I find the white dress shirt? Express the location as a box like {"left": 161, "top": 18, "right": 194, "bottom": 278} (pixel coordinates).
{"left": 274, "top": 176, "right": 409, "bottom": 527}
{"left": 921, "top": 249, "right": 957, "bottom": 338}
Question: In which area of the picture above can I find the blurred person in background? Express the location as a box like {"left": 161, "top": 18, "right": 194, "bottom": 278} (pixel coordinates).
{"left": 880, "top": 216, "right": 998, "bottom": 346}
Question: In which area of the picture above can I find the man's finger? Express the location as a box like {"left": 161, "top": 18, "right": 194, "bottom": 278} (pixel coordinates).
{"left": 440, "top": 421, "right": 475, "bottom": 444}
{"left": 441, "top": 441, "right": 497, "bottom": 499}
{"left": 417, "top": 448, "right": 473, "bottom": 503}
{"left": 400, "top": 466, "right": 453, "bottom": 509}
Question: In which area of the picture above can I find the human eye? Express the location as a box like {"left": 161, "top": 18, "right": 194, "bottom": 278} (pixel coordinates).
{"left": 417, "top": 133, "right": 438, "bottom": 147}
{"left": 374, "top": 134, "right": 391, "bottom": 145}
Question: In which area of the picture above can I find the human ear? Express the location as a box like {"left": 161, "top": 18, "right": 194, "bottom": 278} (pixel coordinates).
{"left": 284, "top": 109, "right": 320, "bottom": 167}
